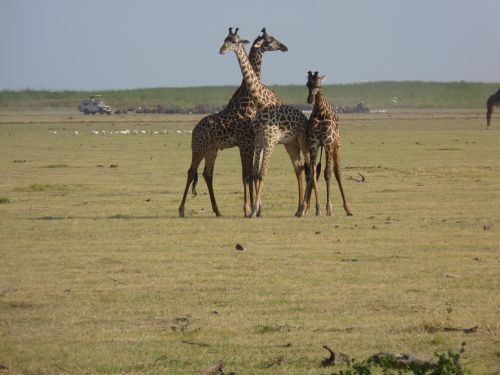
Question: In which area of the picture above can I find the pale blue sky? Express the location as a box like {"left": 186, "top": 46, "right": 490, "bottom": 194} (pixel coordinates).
{"left": 1, "top": 0, "right": 499, "bottom": 91}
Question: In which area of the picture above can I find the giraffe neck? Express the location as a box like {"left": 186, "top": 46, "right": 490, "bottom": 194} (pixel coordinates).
{"left": 234, "top": 45, "right": 280, "bottom": 108}
{"left": 248, "top": 46, "right": 263, "bottom": 79}
{"left": 314, "top": 90, "right": 331, "bottom": 116}
{"left": 224, "top": 44, "right": 263, "bottom": 109}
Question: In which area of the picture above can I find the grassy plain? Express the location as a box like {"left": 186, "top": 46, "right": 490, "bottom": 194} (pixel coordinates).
{"left": 0, "top": 109, "right": 499, "bottom": 374}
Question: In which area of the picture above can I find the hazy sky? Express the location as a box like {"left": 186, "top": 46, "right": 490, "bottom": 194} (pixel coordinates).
{"left": 1, "top": 0, "right": 499, "bottom": 91}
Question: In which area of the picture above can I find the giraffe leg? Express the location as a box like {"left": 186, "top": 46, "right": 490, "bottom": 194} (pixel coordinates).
{"left": 284, "top": 142, "right": 306, "bottom": 217}
{"left": 203, "top": 148, "right": 222, "bottom": 217}
{"left": 298, "top": 145, "right": 317, "bottom": 217}
{"left": 252, "top": 144, "right": 264, "bottom": 217}
{"left": 312, "top": 155, "right": 321, "bottom": 217}
{"left": 239, "top": 147, "right": 253, "bottom": 218}
{"left": 324, "top": 147, "right": 333, "bottom": 217}
{"left": 486, "top": 103, "right": 493, "bottom": 129}
{"left": 333, "top": 144, "right": 353, "bottom": 216}
{"left": 250, "top": 144, "right": 274, "bottom": 218}
{"left": 179, "top": 151, "right": 204, "bottom": 217}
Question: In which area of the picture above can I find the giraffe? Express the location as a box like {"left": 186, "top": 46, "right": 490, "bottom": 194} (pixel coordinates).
{"left": 486, "top": 88, "right": 500, "bottom": 129}
{"left": 298, "top": 71, "right": 352, "bottom": 217}
{"left": 178, "top": 28, "right": 288, "bottom": 217}
{"left": 219, "top": 28, "right": 315, "bottom": 218}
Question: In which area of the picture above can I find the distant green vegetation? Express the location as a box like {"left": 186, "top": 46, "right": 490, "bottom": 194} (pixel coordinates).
{"left": 0, "top": 81, "right": 498, "bottom": 111}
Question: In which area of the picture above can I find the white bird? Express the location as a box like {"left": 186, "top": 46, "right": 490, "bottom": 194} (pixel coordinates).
{"left": 176, "top": 130, "right": 182, "bottom": 134}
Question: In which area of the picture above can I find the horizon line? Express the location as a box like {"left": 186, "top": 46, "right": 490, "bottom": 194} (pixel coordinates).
{"left": 1, "top": 80, "right": 499, "bottom": 93}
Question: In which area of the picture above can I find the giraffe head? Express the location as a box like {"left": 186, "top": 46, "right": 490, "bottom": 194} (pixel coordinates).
{"left": 254, "top": 28, "right": 288, "bottom": 52}
{"left": 219, "top": 27, "right": 249, "bottom": 54}
{"left": 306, "top": 71, "right": 327, "bottom": 104}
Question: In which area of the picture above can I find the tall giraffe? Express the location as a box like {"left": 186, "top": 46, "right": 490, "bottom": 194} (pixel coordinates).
{"left": 298, "top": 71, "right": 352, "bottom": 217}
{"left": 220, "top": 28, "right": 315, "bottom": 218}
{"left": 220, "top": 28, "right": 308, "bottom": 217}
{"left": 178, "top": 28, "right": 288, "bottom": 217}
{"left": 486, "top": 88, "right": 500, "bottom": 128}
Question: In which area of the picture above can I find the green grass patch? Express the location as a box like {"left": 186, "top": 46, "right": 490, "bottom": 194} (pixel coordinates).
{"left": 1, "top": 81, "right": 498, "bottom": 110}
{"left": 0, "top": 197, "right": 10, "bottom": 204}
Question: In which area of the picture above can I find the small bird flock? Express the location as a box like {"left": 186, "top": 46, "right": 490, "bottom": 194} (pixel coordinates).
{"left": 47, "top": 129, "right": 192, "bottom": 135}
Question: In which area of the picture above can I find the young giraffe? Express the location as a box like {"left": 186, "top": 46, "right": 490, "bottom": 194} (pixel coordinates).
{"left": 219, "top": 28, "right": 315, "bottom": 218}
{"left": 178, "top": 28, "right": 288, "bottom": 218}
{"left": 298, "top": 71, "right": 352, "bottom": 217}
{"left": 486, "top": 88, "right": 500, "bottom": 129}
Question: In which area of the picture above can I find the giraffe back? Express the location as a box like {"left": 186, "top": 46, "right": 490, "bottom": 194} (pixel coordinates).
{"left": 252, "top": 104, "right": 308, "bottom": 146}
{"left": 191, "top": 108, "right": 254, "bottom": 152}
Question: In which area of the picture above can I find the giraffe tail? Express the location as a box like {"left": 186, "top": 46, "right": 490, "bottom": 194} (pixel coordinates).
{"left": 191, "top": 172, "right": 198, "bottom": 197}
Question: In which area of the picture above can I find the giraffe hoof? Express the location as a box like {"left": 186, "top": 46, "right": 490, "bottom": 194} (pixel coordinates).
{"left": 249, "top": 211, "right": 260, "bottom": 218}
{"left": 179, "top": 208, "right": 185, "bottom": 218}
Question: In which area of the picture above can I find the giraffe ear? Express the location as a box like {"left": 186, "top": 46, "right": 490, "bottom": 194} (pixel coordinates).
{"left": 241, "top": 39, "right": 250, "bottom": 44}
{"left": 320, "top": 74, "right": 328, "bottom": 82}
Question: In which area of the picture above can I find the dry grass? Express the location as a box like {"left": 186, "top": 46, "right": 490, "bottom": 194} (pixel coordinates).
{"left": 0, "top": 110, "right": 498, "bottom": 374}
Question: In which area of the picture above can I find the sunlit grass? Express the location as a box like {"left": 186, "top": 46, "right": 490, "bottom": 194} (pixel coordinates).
{"left": 0, "top": 110, "right": 498, "bottom": 374}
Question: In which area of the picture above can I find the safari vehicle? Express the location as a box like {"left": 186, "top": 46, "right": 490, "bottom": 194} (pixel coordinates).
{"left": 79, "top": 95, "right": 112, "bottom": 115}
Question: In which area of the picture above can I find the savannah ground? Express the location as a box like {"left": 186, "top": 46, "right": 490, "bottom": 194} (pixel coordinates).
{"left": 0, "top": 109, "right": 498, "bottom": 374}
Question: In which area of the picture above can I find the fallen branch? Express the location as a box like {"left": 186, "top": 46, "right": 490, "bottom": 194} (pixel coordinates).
{"left": 321, "top": 345, "right": 336, "bottom": 366}
{"left": 201, "top": 360, "right": 225, "bottom": 375}
{"left": 262, "top": 355, "right": 285, "bottom": 368}
{"left": 105, "top": 275, "right": 124, "bottom": 284}
{"left": 182, "top": 340, "right": 210, "bottom": 347}
{"left": 321, "top": 345, "right": 351, "bottom": 367}
{"left": 348, "top": 173, "right": 366, "bottom": 183}
{"left": 151, "top": 354, "right": 178, "bottom": 367}
{"left": 443, "top": 325, "right": 478, "bottom": 334}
